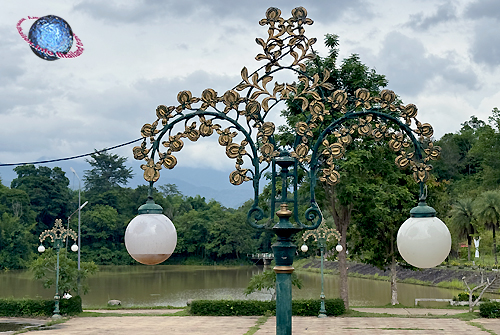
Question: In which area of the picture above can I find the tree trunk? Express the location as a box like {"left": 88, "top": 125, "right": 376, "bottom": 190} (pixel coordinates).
{"left": 494, "top": 225, "right": 497, "bottom": 266}
{"left": 467, "top": 235, "right": 472, "bottom": 262}
{"left": 390, "top": 236, "right": 398, "bottom": 305}
{"left": 323, "top": 184, "right": 352, "bottom": 310}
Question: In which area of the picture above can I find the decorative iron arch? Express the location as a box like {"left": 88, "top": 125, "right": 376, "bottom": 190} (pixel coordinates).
{"left": 133, "top": 6, "right": 440, "bottom": 231}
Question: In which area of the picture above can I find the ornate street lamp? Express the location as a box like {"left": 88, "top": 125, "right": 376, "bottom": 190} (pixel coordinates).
{"left": 127, "top": 7, "right": 450, "bottom": 334}
{"left": 301, "top": 221, "right": 342, "bottom": 317}
{"left": 38, "top": 219, "right": 78, "bottom": 319}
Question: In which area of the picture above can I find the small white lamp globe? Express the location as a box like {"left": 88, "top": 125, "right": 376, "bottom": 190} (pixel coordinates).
{"left": 300, "top": 244, "right": 308, "bottom": 253}
{"left": 125, "top": 198, "right": 177, "bottom": 265}
{"left": 38, "top": 245, "right": 45, "bottom": 253}
{"left": 336, "top": 244, "right": 343, "bottom": 252}
{"left": 397, "top": 198, "right": 451, "bottom": 268}
{"left": 71, "top": 244, "right": 79, "bottom": 252}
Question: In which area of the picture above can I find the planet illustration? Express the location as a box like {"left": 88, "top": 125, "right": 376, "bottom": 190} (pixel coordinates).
{"left": 28, "top": 15, "right": 73, "bottom": 61}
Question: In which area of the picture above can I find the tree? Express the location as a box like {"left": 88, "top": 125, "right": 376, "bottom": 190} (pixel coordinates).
{"left": 83, "top": 151, "right": 133, "bottom": 193}
{"left": 244, "top": 270, "right": 302, "bottom": 301}
{"left": 279, "top": 33, "right": 389, "bottom": 309}
{"left": 11, "top": 165, "right": 71, "bottom": 234}
{"left": 473, "top": 190, "right": 500, "bottom": 265}
{"left": 449, "top": 198, "right": 476, "bottom": 261}
{"left": 30, "top": 248, "right": 98, "bottom": 294}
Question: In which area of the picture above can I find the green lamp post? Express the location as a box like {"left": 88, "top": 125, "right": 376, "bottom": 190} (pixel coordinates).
{"left": 125, "top": 7, "right": 450, "bottom": 334}
{"left": 38, "top": 219, "right": 78, "bottom": 319}
{"left": 301, "top": 222, "right": 342, "bottom": 317}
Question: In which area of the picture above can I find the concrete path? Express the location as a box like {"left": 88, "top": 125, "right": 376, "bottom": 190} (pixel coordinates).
{"left": 4, "top": 309, "right": 500, "bottom": 334}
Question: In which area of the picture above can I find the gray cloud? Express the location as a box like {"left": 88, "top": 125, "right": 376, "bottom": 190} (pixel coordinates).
{"left": 465, "top": 0, "right": 500, "bottom": 20}
{"left": 405, "top": 2, "right": 457, "bottom": 31}
{"left": 73, "top": 0, "right": 372, "bottom": 25}
{"left": 469, "top": 19, "right": 500, "bottom": 67}
{"left": 376, "top": 32, "right": 478, "bottom": 95}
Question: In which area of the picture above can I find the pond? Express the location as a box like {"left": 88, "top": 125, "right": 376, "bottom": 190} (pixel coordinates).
{"left": 0, "top": 265, "right": 465, "bottom": 307}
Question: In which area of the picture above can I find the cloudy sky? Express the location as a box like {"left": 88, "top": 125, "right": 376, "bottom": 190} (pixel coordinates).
{"left": 1, "top": 0, "right": 499, "bottom": 206}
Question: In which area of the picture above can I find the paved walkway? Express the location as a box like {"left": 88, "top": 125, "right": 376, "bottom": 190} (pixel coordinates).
{"left": 2, "top": 309, "right": 500, "bottom": 334}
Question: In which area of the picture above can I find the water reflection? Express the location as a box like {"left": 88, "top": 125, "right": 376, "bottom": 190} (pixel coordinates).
{"left": 0, "top": 265, "right": 466, "bottom": 307}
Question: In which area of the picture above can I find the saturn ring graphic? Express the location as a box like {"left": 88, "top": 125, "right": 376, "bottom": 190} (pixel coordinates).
{"left": 16, "top": 15, "right": 84, "bottom": 61}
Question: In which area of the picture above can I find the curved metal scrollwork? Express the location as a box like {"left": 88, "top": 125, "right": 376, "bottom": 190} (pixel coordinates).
{"left": 134, "top": 6, "right": 440, "bottom": 231}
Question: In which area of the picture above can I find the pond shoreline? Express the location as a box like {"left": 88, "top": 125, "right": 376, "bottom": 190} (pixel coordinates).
{"left": 295, "top": 258, "right": 500, "bottom": 292}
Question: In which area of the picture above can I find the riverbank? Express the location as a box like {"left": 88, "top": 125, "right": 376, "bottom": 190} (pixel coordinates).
{"left": 294, "top": 258, "right": 500, "bottom": 292}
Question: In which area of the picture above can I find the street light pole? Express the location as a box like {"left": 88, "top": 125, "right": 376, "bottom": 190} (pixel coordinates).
{"left": 126, "top": 7, "right": 450, "bottom": 334}
{"left": 38, "top": 219, "right": 78, "bottom": 319}
{"left": 302, "top": 222, "right": 342, "bottom": 317}
{"left": 70, "top": 167, "right": 82, "bottom": 294}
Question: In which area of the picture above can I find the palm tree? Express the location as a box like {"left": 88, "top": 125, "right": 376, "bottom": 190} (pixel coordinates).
{"left": 473, "top": 190, "right": 500, "bottom": 266}
{"left": 450, "top": 198, "right": 476, "bottom": 261}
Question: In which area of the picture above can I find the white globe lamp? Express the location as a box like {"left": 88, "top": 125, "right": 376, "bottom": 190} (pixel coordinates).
{"left": 71, "top": 244, "right": 79, "bottom": 252}
{"left": 125, "top": 198, "right": 177, "bottom": 265}
{"left": 38, "top": 245, "right": 45, "bottom": 253}
{"left": 300, "top": 244, "right": 308, "bottom": 253}
{"left": 335, "top": 244, "right": 343, "bottom": 252}
{"left": 397, "top": 197, "right": 451, "bottom": 268}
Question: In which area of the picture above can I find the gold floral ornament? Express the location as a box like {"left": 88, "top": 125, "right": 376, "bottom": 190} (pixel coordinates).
{"left": 222, "top": 90, "right": 243, "bottom": 114}
{"left": 414, "top": 121, "right": 434, "bottom": 138}
{"left": 296, "top": 121, "right": 316, "bottom": 139}
{"left": 424, "top": 142, "right": 441, "bottom": 162}
{"left": 241, "top": 100, "right": 262, "bottom": 124}
{"left": 319, "top": 164, "right": 341, "bottom": 186}
{"left": 160, "top": 154, "right": 177, "bottom": 170}
{"left": 217, "top": 127, "right": 238, "bottom": 146}
{"left": 355, "top": 88, "right": 372, "bottom": 109}
{"left": 226, "top": 140, "right": 248, "bottom": 160}
{"left": 328, "top": 90, "right": 348, "bottom": 113}
{"left": 357, "top": 115, "right": 374, "bottom": 136}
{"left": 378, "top": 90, "right": 397, "bottom": 111}
{"left": 401, "top": 104, "right": 418, "bottom": 125}
{"left": 395, "top": 150, "right": 415, "bottom": 169}
{"left": 133, "top": 141, "right": 149, "bottom": 160}
{"left": 322, "top": 140, "right": 345, "bottom": 159}
{"left": 141, "top": 158, "right": 162, "bottom": 182}
{"left": 412, "top": 162, "right": 433, "bottom": 183}
{"left": 176, "top": 90, "right": 199, "bottom": 112}
{"left": 200, "top": 89, "right": 219, "bottom": 110}
{"left": 156, "top": 105, "right": 175, "bottom": 125}
{"left": 229, "top": 165, "right": 251, "bottom": 185}
{"left": 291, "top": 138, "right": 311, "bottom": 163}
{"left": 162, "top": 134, "right": 184, "bottom": 152}
{"left": 184, "top": 122, "right": 200, "bottom": 142}
{"left": 310, "top": 101, "right": 327, "bottom": 122}
{"left": 388, "top": 132, "right": 406, "bottom": 152}
{"left": 333, "top": 126, "right": 354, "bottom": 146}
{"left": 199, "top": 115, "right": 220, "bottom": 137}
{"left": 372, "top": 123, "right": 389, "bottom": 141}
{"left": 259, "top": 138, "right": 278, "bottom": 163}
{"left": 141, "top": 120, "right": 158, "bottom": 140}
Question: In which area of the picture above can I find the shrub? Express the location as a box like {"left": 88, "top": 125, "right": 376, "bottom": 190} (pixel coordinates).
{"left": 190, "top": 299, "right": 345, "bottom": 316}
{"left": 0, "top": 296, "right": 82, "bottom": 317}
{"left": 480, "top": 301, "right": 500, "bottom": 318}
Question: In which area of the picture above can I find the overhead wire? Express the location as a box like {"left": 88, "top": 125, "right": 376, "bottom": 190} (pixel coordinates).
{"left": 0, "top": 138, "right": 143, "bottom": 167}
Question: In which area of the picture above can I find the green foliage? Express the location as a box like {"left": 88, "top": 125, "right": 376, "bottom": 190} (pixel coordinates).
{"left": 190, "top": 299, "right": 345, "bottom": 316}
{"left": 244, "top": 270, "right": 303, "bottom": 300}
{"left": 83, "top": 150, "right": 133, "bottom": 193}
{"left": 30, "top": 248, "right": 98, "bottom": 294}
{"left": 0, "top": 296, "right": 81, "bottom": 317}
{"left": 479, "top": 301, "right": 500, "bottom": 318}
{"left": 10, "top": 165, "right": 70, "bottom": 234}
